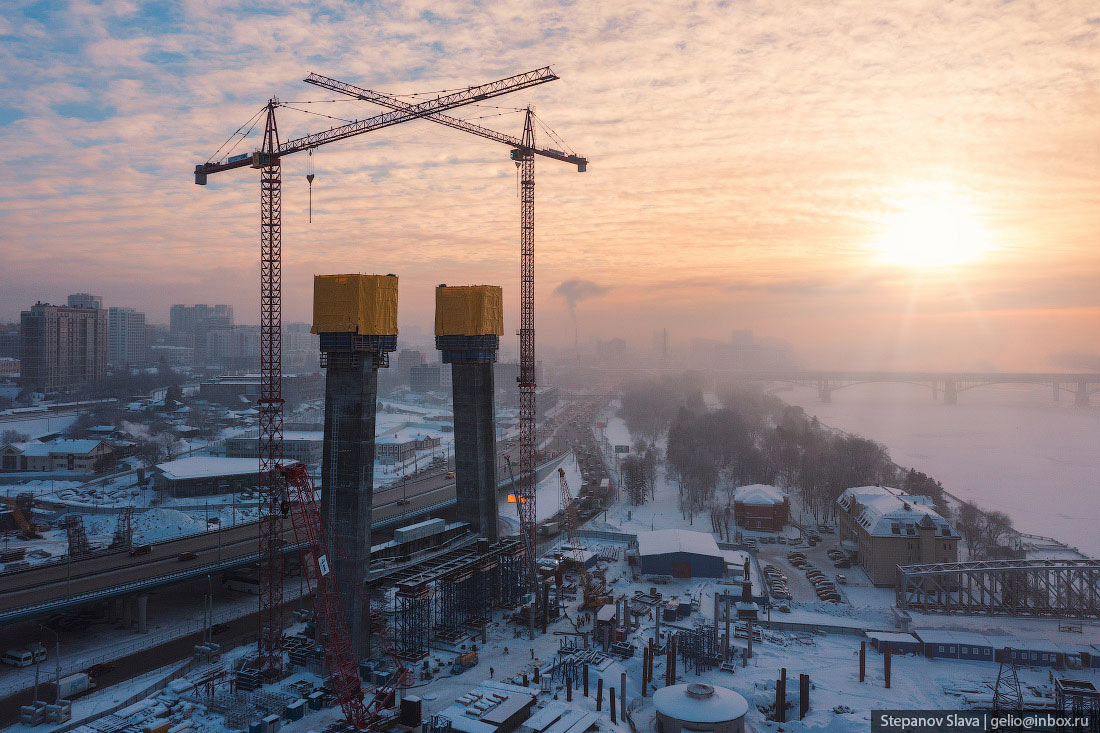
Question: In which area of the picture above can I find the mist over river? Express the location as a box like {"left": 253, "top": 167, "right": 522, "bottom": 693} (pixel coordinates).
{"left": 779, "top": 382, "right": 1100, "bottom": 558}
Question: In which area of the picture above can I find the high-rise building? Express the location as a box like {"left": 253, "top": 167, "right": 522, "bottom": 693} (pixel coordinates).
{"left": 0, "top": 324, "right": 20, "bottom": 360}
{"left": 20, "top": 302, "right": 108, "bottom": 394}
{"left": 67, "top": 293, "right": 103, "bottom": 310}
{"left": 205, "top": 325, "right": 260, "bottom": 371}
{"left": 409, "top": 363, "right": 441, "bottom": 393}
{"left": 108, "top": 307, "right": 147, "bottom": 367}
{"left": 396, "top": 349, "right": 425, "bottom": 381}
{"left": 169, "top": 304, "right": 233, "bottom": 363}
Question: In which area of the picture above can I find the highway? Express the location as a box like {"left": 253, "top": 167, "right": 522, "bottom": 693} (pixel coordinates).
{"left": 0, "top": 448, "right": 570, "bottom": 624}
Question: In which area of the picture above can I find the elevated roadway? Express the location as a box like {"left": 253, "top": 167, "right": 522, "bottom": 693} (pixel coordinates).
{"left": 0, "top": 449, "right": 570, "bottom": 625}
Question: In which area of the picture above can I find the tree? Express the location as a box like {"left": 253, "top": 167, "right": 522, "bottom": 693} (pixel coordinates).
{"left": 955, "top": 501, "right": 984, "bottom": 558}
{"left": 1, "top": 429, "right": 28, "bottom": 445}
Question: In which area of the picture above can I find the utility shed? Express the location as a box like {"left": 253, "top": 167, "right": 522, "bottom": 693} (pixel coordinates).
{"left": 865, "top": 631, "right": 922, "bottom": 654}
{"left": 637, "top": 529, "right": 724, "bottom": 578}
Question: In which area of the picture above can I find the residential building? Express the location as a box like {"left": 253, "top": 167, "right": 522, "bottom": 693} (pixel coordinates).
{"left": 0, "top": 439, "right": 114, "bottom": 473}
{"left": 0, "top": 324, "right": 20, "bottom": 359}
{"left": 67, "top": 293, "right": 103, "bottom": 310}
{"left": 226, "top": 430, "right": 322, "bottom": 465}
{"left": 836, "top": 485, "right": 959, "bottom": 586}
{"left": 169, "top": 304, "right": 233, "bottom": 362}
{"left": 205, "top": 325, "right": 259, "bottom": 370}
{"left": 409, "top": 363, "right": 441, "bottom": 393}
{"left": 108, "top": 306, "right": 148, "bottom": 367}
{"left": 732, "top": 484, "right": 790, "bottom": 531}
{"left": 20, "top": 302, "right": 108, "bottom": 393}
{"left": 376, "top": 434, "right": 441, "bottom": 462}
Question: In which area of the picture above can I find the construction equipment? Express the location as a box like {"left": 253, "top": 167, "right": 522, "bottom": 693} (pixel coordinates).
{"left": 557, "top": 468, "right": 609, "bottom": 610}
{"left": 281, "top": 463, "right": 408, "bottom": 730}
{"left": 504, "top": 456, "right": 538, "bottom": 639}
{"left": 301, "top": 74, "right": 587, "bottom": 595}
{"left": 5, "top": 495, "right": 39, "bottom": 540}
{"left": 194, "top": 66, "right": 561, "bottom": 673}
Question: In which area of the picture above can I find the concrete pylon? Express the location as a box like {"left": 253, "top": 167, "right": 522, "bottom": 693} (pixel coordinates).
{"left": 313, "top": 274, "right": 399, "bottom": 660}
{"left": 136, "top": 593, "right": 148, "bottom": 633}
{"left": 435, "top": 285, "right": 503, "bottom": 541}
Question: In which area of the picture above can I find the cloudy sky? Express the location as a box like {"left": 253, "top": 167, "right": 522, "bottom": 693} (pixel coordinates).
{"left": 2, "top": 0, "right": 1097, "bottom": 369}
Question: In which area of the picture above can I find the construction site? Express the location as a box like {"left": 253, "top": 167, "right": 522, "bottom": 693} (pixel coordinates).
{"left": 3, "top": 61, "right": 1100, "bottom": 733}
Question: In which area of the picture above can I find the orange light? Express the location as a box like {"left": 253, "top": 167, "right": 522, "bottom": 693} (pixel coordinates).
{"left": 507, "top": 494, "right": 526, "bottom": 504}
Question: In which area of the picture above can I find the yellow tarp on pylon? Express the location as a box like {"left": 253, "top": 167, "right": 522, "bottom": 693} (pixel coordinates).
{"left": 311, "top": 274, "right": 398, "bottom": 335}
{"left": 434, "top": 285, "right": 504, "bottom": 336}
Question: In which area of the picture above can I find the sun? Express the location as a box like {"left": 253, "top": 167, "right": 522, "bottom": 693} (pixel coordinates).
{"left": 872, "top": 195, "right": 991, "bottom": 268}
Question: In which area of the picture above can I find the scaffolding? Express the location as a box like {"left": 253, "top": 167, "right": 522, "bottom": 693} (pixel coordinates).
{"left": 110, "top": 506, "right": 135, "bottom": 549}
{"left": 64, "top": 515, "right": 91, "bottom": 556}
{"left": 395, "top": 585, "right": 431, "bottom": 661}
{"left": 1055, "top": 679, "right": 1100, "bottom": 733}
{"left": 677, "top": 626, "right": 720, "bottom": 675}
{"left": 498, "top": 546, "right": 525, "bottom": 608}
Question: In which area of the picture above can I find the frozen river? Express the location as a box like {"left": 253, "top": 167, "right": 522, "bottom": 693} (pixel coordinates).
{"left": 779, "top": 382, "right": 1100, "bottom": 558}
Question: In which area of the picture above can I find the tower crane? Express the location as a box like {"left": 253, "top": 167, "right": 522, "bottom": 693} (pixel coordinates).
{"left": 193, "top": 67, "right": 561, "bottom": 673}
{"left": 303, "top": 73, "right": 588, "bottom": 597}
{"left": 557, "top": 468, "right": 608, "bottom": 610}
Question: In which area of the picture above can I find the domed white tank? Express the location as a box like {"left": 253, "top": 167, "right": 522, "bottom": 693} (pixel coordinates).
{"left": 653, "top": 682, "right": 749, "bottom": 733}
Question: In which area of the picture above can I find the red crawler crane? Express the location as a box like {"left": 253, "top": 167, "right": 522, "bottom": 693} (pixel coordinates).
{"left": 281, "top": 463, "right": 408, "bottom": 730}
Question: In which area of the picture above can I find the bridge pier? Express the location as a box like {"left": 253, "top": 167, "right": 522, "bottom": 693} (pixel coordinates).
{"left": 1075, "top": 381, "right": 1089, "bottom": 408}
{"left": 943, "top": 380, "right": 958, "bottom": 406}
{"left": 122, "top": 595, "right": 133, "bottom": 628}
{"left": 818, "top": 380, "right": 832, "bottom": 403}
{"left": 137, "top": 593, "right": 148, "bottom": 634}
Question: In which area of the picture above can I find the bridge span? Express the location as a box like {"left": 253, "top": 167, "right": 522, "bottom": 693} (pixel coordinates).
{"left": 727, "top": 370, "right": 1100, "bottom": 405}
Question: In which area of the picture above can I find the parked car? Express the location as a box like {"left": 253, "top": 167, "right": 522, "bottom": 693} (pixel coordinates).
{"left": 777, "top": 536, "right": 787, "bottom": 544}
{"left": 775, "top": 602, "right": 791, "bottom": 613}
{"left": 835, "top": 574, "right": 848, "bottom": 585}
{"left": 833, "top": 559, "right": 851, "bottom": 569}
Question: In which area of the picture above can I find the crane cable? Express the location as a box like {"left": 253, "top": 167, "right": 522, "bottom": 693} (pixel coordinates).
{"left": 306, "top": 149, "right": 315, "bottom": 223}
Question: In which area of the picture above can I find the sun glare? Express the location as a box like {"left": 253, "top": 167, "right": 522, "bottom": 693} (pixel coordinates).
{"left": 872, "top": 195, "right": 991, "bottom": 268}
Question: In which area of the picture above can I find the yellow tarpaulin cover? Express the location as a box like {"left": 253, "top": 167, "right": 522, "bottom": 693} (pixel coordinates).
{"left": 311, "top": 274, "right": 398, "bottom": 335}
{"left": 435, "top": 285, "right": 504, "bottom": 336}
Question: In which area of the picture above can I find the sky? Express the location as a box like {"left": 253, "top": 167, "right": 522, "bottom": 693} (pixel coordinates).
{"left": 1, "top": 0, "right": 1098, "bottom": 370}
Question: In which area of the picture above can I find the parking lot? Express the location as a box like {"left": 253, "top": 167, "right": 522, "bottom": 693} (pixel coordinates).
{"left": 747, "top": 524, "right": 870, "bottom": 605}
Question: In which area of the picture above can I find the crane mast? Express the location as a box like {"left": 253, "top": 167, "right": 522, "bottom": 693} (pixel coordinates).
{"left": 517, "top": 109, "right": 538, "bottom": 593}
{"left": 257, "top": 100, "right": 285, "bottom": 671}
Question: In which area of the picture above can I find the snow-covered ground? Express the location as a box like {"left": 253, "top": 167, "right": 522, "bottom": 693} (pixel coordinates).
{"left": 779, "top": 383, "right": 1100, "bottom": 558}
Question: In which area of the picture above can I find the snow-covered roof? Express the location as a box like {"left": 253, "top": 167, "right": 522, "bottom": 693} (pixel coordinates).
{"left": 653, "top": 683, "right": 748, "bottom": 723}
{"left": 837, "top": 486, "right": 955, "bottom": 538}
{"left": 3, "top": 439, "right": 107, "bottom": 456}
{"left": 865, "top": 631, "right": 921, "bottom": 645}
{"left": 636, "top": 529, "right": 723, "bottom": 558}
{"left": 733, "top": 484, "right": 785, "bottom": 506}
{"left": 913, "top": 629, "right": 996, "bottom": 647}
{"left": 155, "top": 456, "right": 261, "bottom": 480}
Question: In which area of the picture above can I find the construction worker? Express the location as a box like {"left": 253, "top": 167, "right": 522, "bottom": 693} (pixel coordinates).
{"left": 489, "top": 667, "right": 495, "bottom": 679}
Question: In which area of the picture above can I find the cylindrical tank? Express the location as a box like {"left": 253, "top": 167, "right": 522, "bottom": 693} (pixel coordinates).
{"left": 653, "top": 682, "right": 749, "bottom": 733}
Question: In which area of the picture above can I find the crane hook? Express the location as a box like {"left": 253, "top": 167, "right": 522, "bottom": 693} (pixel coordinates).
{"left": 306, "top": 149, "right": 316, "bottom": 223}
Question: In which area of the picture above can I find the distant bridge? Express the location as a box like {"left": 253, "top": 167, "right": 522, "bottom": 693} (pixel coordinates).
{"left": 726, "top": 370, "right": 1100, "bottom": 405}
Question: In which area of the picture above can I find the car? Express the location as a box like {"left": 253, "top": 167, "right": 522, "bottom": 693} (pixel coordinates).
{"left": 812, "top": 579, "right": 834, "bottom": 589}
{"left": 776, "top": 536, "right": 787, "bottom": 544}
{"left": 787, "top": 551, "right": 806, "bottom": 559}
{"left": 87, "top": 662, "right": 116, "bottom": 676}
{"left": 835, "top": 574, "right": 848, "bottom": 585}
{"left": 211, "top": 622, "right": 231, "bottom": 635}
{"left": 762, "top": 536, "right": 775, "bottom": 544}
{"left": 826, "top": 550, "right": 843, "bottom": 559}
{"left": 129, "top": 544, "right": 151, "bottom": 556}
{"left": 806, "top": 570, "right": 824, "bottom": 578}
{"left": 177, "top": 551, "right": 198, "bottom": 561}
{"left": 775, "top": 602, "right": 791, "bottom": 613}
{"left": 833, "top": 559, "right": 851, "bottom": 569}
{"left": 821, "top": 592, "right": 841, "bottom": 602}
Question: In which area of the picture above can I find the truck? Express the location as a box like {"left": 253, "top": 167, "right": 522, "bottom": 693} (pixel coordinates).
{"left": 49, "top": 673, "right": 96, "bottom": 699}
{"left": 450, "top": 650, "right": 478, "bottom": 675}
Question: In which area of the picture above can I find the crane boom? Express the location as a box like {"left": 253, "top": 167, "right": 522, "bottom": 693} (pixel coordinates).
{"left": 194, "top": 67, "right": 560, "bottom": 183}
{"left": 303, "top": 73, "right": 588, "bottom": 170}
